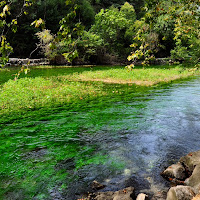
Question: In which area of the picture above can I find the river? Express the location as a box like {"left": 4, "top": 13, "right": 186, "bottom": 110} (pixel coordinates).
{"left": 1, "top": 67, "right": 200, "bottom": 200}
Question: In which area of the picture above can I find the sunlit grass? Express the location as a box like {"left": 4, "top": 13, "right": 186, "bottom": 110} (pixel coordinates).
{"left": 66, "top": 65, "right": 200, "bottom": 86}
{"left": 0, "top": 77, "right": 106, "bottom": 115}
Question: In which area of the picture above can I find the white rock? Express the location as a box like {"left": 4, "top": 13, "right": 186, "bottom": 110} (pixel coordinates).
{"left": 136, "top": 193, "right": 148, "bottom": 200}
{"left": 166, "top": 185, "right": 195, "bottom": 200}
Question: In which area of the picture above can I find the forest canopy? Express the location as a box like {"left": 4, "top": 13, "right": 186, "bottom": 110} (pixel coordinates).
{"left": 0, "top": 0, "right": 199, "bottom": 66}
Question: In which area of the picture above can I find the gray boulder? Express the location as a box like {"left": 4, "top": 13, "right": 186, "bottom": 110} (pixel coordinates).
{"left": 8, "top": 58, "right": 50, "bottom": 66}
{"left": 166, "top": 185, "right": 195, "bottom": 200}
{"left": 9, "top": 58, "right": 19, "bottom": 64}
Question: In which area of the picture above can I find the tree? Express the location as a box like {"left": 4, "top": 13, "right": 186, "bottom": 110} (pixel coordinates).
{"left": 0, "top": 0, "right": 34, "bottom": 67}
{"left": 171, "top": 0, "right": 200, "bottom": 66}
{"left": 90, "top": 2, "right": 136, "bottom": 58}
{"left": 2, "top": 0, "right": 95, "bottom": 59}
{"left": 77, "top": 0, "right": 95, "bottom": 28}
{"left": 35, "top": 0, "right": 85, "bottom": 64}
{"left": 128, "top": 0, "right": 200, "bottom": 67}
{"left": 77, "top": 30, "right": 104, "bottom": 63}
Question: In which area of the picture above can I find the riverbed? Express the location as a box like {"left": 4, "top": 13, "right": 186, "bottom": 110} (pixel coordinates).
{"left": 1, "top": 67, "right": 200, "bottom": 200}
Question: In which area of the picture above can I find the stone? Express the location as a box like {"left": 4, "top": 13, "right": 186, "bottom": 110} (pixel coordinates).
{"left": 21, "top": 59, "right": 29, "bottom": 64}
{"left": 6, "top": 63, "right": 11, "bottom": 66}
{"left": 113, "top": 187, "right": 135, "bottom": 200}
{"left": 9, "top": 58, "right": 19, "bottom": 64}
{"left": 151, "top": 191, "right": 167, "bottom": 200}
{"left": 179, "top": 150, "right": 200, "bottom": 174}
{"left": 166, "top": 185, "right": 195, "bottom": 200}
{"left": 136, "top": 193, "right": 148, "bottom": 200}
{"left": 192, "top": 194, "right": 200, "bottom": 200}
{"left": 94, "top": 191, "right": 115, "bottom": 200}
{"left": 91, "top": 180, "right": 105, "bottom": 190}
{"left": 184, "top": 164, "right": 200, "bottom": 194}
{"left": 161, "top": 162, "right": 186, "bottom": 180}
{"left": 8, "top": 58, "right": 50, "bottom": 66}
{"left": 94, "top": 187, "right": 135, "bottom": 200}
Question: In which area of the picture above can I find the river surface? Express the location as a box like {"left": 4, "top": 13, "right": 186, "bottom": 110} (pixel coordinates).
{"left": 1, "top": 67, "right": 200, "bottom": 200}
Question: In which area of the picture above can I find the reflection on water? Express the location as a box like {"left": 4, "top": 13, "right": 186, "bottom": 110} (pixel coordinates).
{"left": 1, "top": 74, "right": 200, "bottom": 199}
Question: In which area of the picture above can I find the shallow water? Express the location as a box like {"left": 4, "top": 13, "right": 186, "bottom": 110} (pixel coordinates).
{"left": 1, "top": 67, "right": 200, "bottom": 200}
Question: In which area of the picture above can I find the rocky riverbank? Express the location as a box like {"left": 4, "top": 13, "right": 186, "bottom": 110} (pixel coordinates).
{"left": 161, "top": 150, "right": 200, "bottom": 200}
{"left": 5, "top": 57, "right": 172, "bottom": 67}
{"left": 6, "top": 58, "right": 49, "bottom": 66}
{"left": 82, "top": 150, "right": 200, "bottom": 200}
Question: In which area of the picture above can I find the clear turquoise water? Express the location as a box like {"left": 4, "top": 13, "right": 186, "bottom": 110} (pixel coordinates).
{"left": 1, "top": 67, "right": 200, "bottom": 200}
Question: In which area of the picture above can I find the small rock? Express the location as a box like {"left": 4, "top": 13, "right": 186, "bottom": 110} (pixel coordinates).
{"left": 91, "top": 180, "right": 105, "bottom": 190}
{"left": 6, "top": 63, "right": 11, "bottom": 66}
{"left": 166, "top": 185, "right": 195, "bottom": 200}
{"left": 151, "top": 191, "right": 167, "bottom": 200}
{"left": 136, "top": 193, "right": 148, "bottom": 200}
{"left": 161, "top": 162, "right": 186, "bottom": 180}
{"left": 94, "top": 187, "right": 135, "bottom": 200}
{"left": 113, "top": 187, "right": 135, "bottom": 200}
{"left": 192, "top": 194, "right": 200, "bottom": 200}
{"left": 94, "top": 191, "right": 115, "bottom": 200}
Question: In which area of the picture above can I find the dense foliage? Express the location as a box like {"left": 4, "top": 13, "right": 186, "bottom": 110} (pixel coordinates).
{"left": 77, "top": 2, "right": 136, "bottom": 63}
{"left": 128, "top": 0, "right": 200, "bottom": 67}
{"left": 0, "top": 0, "right": 199, "bottom": 66}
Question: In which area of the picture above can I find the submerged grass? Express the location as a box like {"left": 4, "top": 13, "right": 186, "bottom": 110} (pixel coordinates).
{"left": 0, "top": 64, "right": 200, "bottom": 199}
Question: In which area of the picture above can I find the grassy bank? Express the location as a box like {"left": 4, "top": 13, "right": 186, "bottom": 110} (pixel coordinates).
{"left": 67, "top": 65, "right": 200, "bottom": 86}
{"left": 0, "top": 77, "right": 106, "bottom": 115}
{"left": 0, "top": 65, "right": 199, "bottom": 116}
